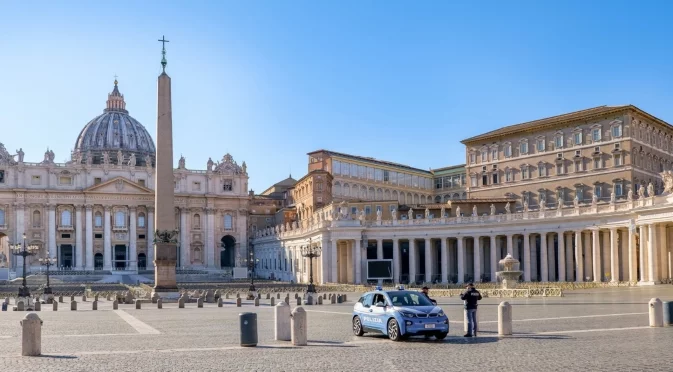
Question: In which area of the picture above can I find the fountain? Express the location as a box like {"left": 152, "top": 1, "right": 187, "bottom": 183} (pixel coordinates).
{"left": 495, "top": 254, "right": 523, "bottom": 289}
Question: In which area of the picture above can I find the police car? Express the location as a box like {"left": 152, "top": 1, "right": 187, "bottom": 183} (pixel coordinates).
{"left": 352, "top": 286, "right": 449, "bottom": 341}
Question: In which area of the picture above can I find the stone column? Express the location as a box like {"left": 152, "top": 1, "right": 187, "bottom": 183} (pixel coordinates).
{"left": 376, "top": 239, "right": 383, "bottom": 259}
{"left": 506, "top": 234, "right": 513, "bottom": 256}
{"left": 409, "top": 239, "right": 417, "bottom": 284}
{"left": 490, "top": 235, "right": 497, "bottom": 283}
{"left": 354, "top": 239, "right": 361, "bottom": 284}
{"left": 574, "top": 230, "right": 583, "bottom": 282}
{"left": 583, "top": 231, "right": 592, "bottom": 280}
{"left": 639, "top": 225, "right": 647, "bottom": 282}
{"left": 103, "top": 206, "right": 112, "bottom": 270}
{"left": 628, "top": 227, "right": 636, "bottom": 282}
{"left": 180, "top": 208, "right": 188, "bottom": 268}
{"left": 557, "top": 231, "right": 566, "bottom": 282}
{"left": 592, "top": 229, "right": 600, "bottom": 282}
{"left": 523, "top": 233, "right": 531, "bottom": 282}
{"left": 457, "top": 237, "right": 464, "bottom": 283}
{"left": 14, "top": 203, "right": 25, "bottom": 271}
{"left": 393, "top": 238, "right": 400, "bottom": 283}
{"left": 48, "top": 205, "right": 56, "bottom": 259}
{"left": 601, "top": 231, "right": 610, "bottom": 281}
{"left": 648, "top": 223, "right": 657, "bottom": 283}
{"left": 424, "top": 238, "right": 432, "bottom": 283}
{"left": 659, "top": 224, "right": 667, "bottom": 282}
{"left": 85, "top": 205, "right": 93, "bottom": 270}
{"left": 440, "top": 238, "right": 448, "bottom": 284}
{"left": 565, "top": 232, "right": 573, "bottom": 281}
{"left": 610, "top": 228, "right": 619, "bottom": 282}
{"left": 331, "top": 240, "right": 338, "bottom": 283}
{"left": 473, "top": 237, "right": 481, "bottom": 282}
{"left": 75, "top": 205, "right": 83, "bottom": 269}
{"left": 540, "top": 232, "right": 548, "bottom": 282}
{"left": 547, "top": 233, "right": 555, "bottom": 281}
{"left": 147, "top": 207, "right": 155, "bottom": 270}
{"left": 129, "top": 207, "right": 137, "bottom": 270}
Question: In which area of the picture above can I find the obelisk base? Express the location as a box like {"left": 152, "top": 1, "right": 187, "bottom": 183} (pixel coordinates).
{"left": 153, "top": 242, "right": 180, "bottom": 300}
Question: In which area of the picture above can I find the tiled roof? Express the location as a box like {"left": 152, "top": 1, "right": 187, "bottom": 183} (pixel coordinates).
{"left": 461, "top": 105, "right": 671, "bottom": 144}
{"left": 308, "top": 149, "right": 432, "bottom": 175}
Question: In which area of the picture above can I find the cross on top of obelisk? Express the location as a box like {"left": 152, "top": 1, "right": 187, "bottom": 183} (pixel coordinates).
{"left": 158, "top": 35, "right": 170, "bottom": 72}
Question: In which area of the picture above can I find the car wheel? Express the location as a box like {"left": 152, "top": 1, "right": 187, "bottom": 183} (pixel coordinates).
{"left": 353, "top": 316, "right": 364, "bottom": 336}
{"left": 435, "top": 332, "right": 448, "bottom": 340}
{"left": 387, "top": 319, "right": 402, "bottom": 341}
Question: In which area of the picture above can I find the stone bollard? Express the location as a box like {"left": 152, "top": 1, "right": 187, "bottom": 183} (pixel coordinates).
{"left": 178, "top": 297, "right": 185, "bottom": 309}
{"left": 296, "top": 297, "right": 301, "bottom": 306}
{"left": 270, "top": 297, "right": 275, "bottom": 306}
{"left": 82, "top": 295, "right": 87, "bottom": 302}
{"left": 34, "top": 301, "right": 41, "bottom": 312}
{"left": 151, "top": 293, "right": 159, "bottom": 304}
{"left": 58, "top": 295, "right": 63, "bottom": 303}
{"left": 236, "top": 293, "right": 240, "bottom": 299}
{"left": 498, "top": 301, "right": 512, "bottom": 336}
{"left": 337, "top": 295, "right": 343, "bottom": 304}
{"left": 112, "top": 300, "right": 118, "bottom": 310}
{"left": 343, "top": 294, "right": 347, "bottom": 302}
{"left": 663, "top": 301, "right": 673, "bottom": 326}
{"left": 277, "top": 293, "right": 280, "bottom": 299}
{"left": 52, "top": 301, "right": 58, "bottom": 311}
{"left": 21, "top": 313, "right": 43, "bottom": 356}
{"left": 92, "top": 301, "right": 98, "bottom": 311}
{"left": 275, "top": 302, "right": 291, "bottom": 341}
{"left": 107, "top": 294, "right": 112, "bottom": 301}
{"left": 94, "top": 294, "right": 99, "bottom": 302}
{"left": 236, "top": 298, "right": 242, "bottom": 307}
{"left": 306, "top": 296, "right": 313, "bottom": 306}
{"left": 331, "top": 296, "right": 336, "bottom": 304}
{"left": 158, "top": 298, "right": 163, "bottom": 309}
{"left": 217, "top": 298, "right": 223, "bottom": 307}
{"left": 135, "top": 300, "right": 142, "bottom": 310}
{"left": 240, "top": 312, "right": 258, "bottom": 347}
{"left": 16, "top": 300, "right": 24, "bottom": 311}
{"left": 254, "top": 298, "right": 259, "bottom": 307}
{"left": 291, "top": 307, "right": 307, "bottom": 346}
{"left": 70, "top": 301, "right": 77, "bottom": 311}
{"left": 225, "top": 294, "right": 229, "bottom": 299}
{"left": 318, "top": 297, "right": 323, "bottom": 305}
{"left": 295, "top": 293, "right": 298, "bottom": 299}
{"left": 649, "top": 298, "right": 663, "bottom": 327}
{"left": 197, "top": 297, "right": 204, "bottom": 308}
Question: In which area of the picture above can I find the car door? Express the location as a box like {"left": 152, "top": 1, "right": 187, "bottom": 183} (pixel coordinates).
{"left": 369, "top": 293, "right": 389, "bottom": 331}
{"left": 359, "top": 294, "right": 374, "bottom": 329}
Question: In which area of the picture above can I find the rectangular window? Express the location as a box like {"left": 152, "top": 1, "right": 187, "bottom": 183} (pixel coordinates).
{"left": 192, "top": 181, "right": 201, "bottom": 191}
{"left": 376, "top": 205, "right": 382, "bottom": 213}
{"left": 521, "top": 167, "right": 529, "bottom": 180}
{"left": 614, "top": 154, "right": 621, "bottom": 166}
{"left": 342, "top": 163, "right": 350, "bottom": 176}
{"left": 504, "top": 146, "right": 511, "bottom": 158}
{"left": 59, "top": 176, "right": 72, "bottom": 185}
{"left": 405, "top": 174, "right": 412, "bottom": 187}
{"left": 435, "top": 178, "right": 443, "bottom": 189}
{"left": 138, "top": 215, "right": 145, "bottom": 228}
{"left": 471, "top": 176, "right": 478, "bottom": 187}
{"left": 576, "top": 188, "right": 584, "bottom": 201}
{"left": 367, "top": 167, "right": 374, "bottom": 180}
{"left": 31, "top": 175, "right": 41, "bottom": 185}
{"left": 375, "top": 169, "right": 383, "bottom": 181}
{"left": 520, "top": 142, "right": 528, "bottom": 155}
{"left": 358, "top": 165, "right": 365, "bottom": 179}
{"left": 538, "top": 165, "right": 545, "bottom": 177}
{"left": 481, "top": 152, "right": 487, "bottom": 162}
{"left": 137, "top": 179, "right": 145, "bottom": 187}
{"left": 0, "top": 170, "right": 4, "bottom": 184}
{"left": 365, "top": 206, "right": 372, "bottom": 215}
{"left": 470, "top": 153, "right": 476, "bottom": 164}
{"left": 537, "top": 139, "right": 545, "bottom": 152}
{"left": 615, "top": 183, "right": 623, "bottom": 196}
{"left": 482, "top": 174, "right": 488, "bottom": 186}
{"left": 592, "top": 128, "right": 601, "bottom": 142}
{"left": 555, "top": 136, "right": 563, "bottom": 149}
{"left": 383, "top": 170, "right": 390, "bottom": 182}
{"left": 492, "top": 173, "right": 498, "bottom": 184}
{"left": 333, "top": 160, "right": 341, "bottom": 175}
{"left": 94, "top": 177, "right": 102, "bottom": 185}
{"left": 612, "top": 125, "right": 622, "bottom": 138}
{"left": 574, "top": 160, "right": 582, "bottom": 172}
{"left": 505, "top": 170, "right": 512, "bottom": 182}
{"left": 491, "top": 149, "right": 498, "bottom": 160}
{"left": 412, "top": 175, "right": 419, "bottom": 188}
{"left": 94, "top": 215, "right": 102, "bottom": 227}
{"left": 389, "top": 205, "right": 395, "bottom": 213}
{"left": 594, "top": 186, "right": 602, "bottom": 199}
{"left": 351, "top": 207, "right": 357, "bottom": 215}
{"left": 574, "top": 132, "right": 582, "bottom": 146}
{"left": 138, "top": 234, "right": 146, "bottom": 240}
{"left": 316, "top": 182, "right": 323, "bottom": 191}
{"left": 224, "top": 215, "right": 233, "bottom": 230}
{"left": 594, "top": 158, "right": 602, "bottom": 169}
{"left": 94, "top": 233, "right": 103, "bottom": 239}
{"left": 223, "top": 179, "right": 233, "bottom": 191}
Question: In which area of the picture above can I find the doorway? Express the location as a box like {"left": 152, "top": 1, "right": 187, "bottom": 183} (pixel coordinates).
{"left": 94, "top": 253, "right": 103, "bottom": 270}
{"left": 220, "top": 235, "right": 236, "bottom": 268}
{"left": 114, "top": 245, "right": 127, "bottom": 270}
{"left": 138, "top": 253, "right": 147, "bottom": 270}
{"left": 60, "top": 244, "right": 73, "bottom": 269}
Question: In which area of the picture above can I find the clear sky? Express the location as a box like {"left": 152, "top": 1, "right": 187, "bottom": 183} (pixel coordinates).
{"left": 1, "top": 1, "right": 672, "bottom": 192}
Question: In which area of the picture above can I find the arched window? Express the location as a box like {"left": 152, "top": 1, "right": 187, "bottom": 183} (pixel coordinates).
{"left": 138, "top": 213, "right": 146, "bottom": 228}
{"left": 0, "top": 209, "right": 5, "bottom": 226}
{"left": 32, "top": 210, "right": 41, "bottom": 228}
{"left": 224, "top": 214, "right": 233, "bottom": 230}
{"left": 61, "top": 210, "right": 72, "bottom": 226}
{"left": 115, "top": 211, "right": 126, "bottom": 227}
{"left": 193, "top": 214, "right": 201, "bottom": 229}
{"left": 94, "top": 212, "right": 102, "bottom": 227}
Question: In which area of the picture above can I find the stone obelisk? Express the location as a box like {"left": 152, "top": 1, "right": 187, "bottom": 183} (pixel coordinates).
{"left": 152, "top": 36, "right": 179, "bottom": 298}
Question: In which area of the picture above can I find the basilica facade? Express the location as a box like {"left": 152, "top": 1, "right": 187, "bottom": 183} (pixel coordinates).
{"left": 0, "top": 81, "right": 250, "bottom": 272}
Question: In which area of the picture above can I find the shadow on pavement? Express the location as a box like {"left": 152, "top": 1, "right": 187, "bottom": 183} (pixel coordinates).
{"left": 37, "top": 354, "right": 78, "bottom": 359}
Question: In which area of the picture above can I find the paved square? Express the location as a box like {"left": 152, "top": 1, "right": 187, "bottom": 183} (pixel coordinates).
{"left": 1, "top": 287, "right": 673, "bottom": 371}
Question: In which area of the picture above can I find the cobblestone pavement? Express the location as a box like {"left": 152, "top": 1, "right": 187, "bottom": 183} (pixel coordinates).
{"left": 1, "top": 286, "right": 673, "bottom": 371}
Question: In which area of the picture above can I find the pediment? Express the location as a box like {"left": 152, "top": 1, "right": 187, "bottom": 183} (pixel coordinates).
{"left": 84, "top": 177, "right": 153, "bottom": 194}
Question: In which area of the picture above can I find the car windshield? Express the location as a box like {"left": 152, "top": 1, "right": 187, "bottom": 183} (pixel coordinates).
{"left": 387, "top": 291, "right": 434, "bottom": 307}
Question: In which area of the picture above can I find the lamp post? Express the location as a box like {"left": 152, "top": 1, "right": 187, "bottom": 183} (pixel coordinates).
{"left": 9, "top": 233, "right": 39, "bottom": 298}
{"left": 38, "top": 257, "right": 57, "bottom": 295}
{"left": 244, "top": 250, "right": 259, "bottom": 299}
{"left": 301, "top": 240, "right": 322, "bottom": 294}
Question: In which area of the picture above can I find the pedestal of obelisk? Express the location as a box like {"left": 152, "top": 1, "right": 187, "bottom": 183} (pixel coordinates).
{"left": 151, "top": 65, "right": 180, "bottom": 300}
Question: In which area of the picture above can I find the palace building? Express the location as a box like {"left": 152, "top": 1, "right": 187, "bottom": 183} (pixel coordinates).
{"left": 0, "top": 80, "right": 250, "bottom": 273}
{"left": 252, "top": 105, "right": 673, "bottom": 286}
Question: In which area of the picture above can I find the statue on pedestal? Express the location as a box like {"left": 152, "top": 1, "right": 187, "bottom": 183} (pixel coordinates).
{"left": 16, "top": 148, "right": 24, "bottom": 163}
{"left": 610, "top": 191, "right": 616, "bottom": 204}
{"left": 440, "top": 206, "right": 445, "bottom": 218}
{"left": 424, "top": 208, "right": 430, "bottom": 219}
{"left": 207, "top": 157, "right": 214, "bottom": 171}
{"left": 648, "top": 182, "right": 654, "bottom": 197}
{"left": 455, "top": 206, "right": 461, "bottom": 217}
{"left": 638, "top": 185, "right": 645, "bottom": 199}
{"left": 102, "top": 151, "right": 110, "bottom": 166}
{"left": 573, "top": 195, "right": 580, "bottom": 208}
{"left": 523, "top": 200, "right": 529, "bottom": 212}
{"left": 490, "top": 204, "right": 495, "bottom": 216}
{"left": 505, "top": 202, "right": 511, "bottom": 214}
{"left": 472, "top": 205, "right": 477, "bottom": 217}
{"left": 178, "top": 156, "right": 186, "bottom": 169}
{"left": 391, "top": 208, "right": 397, "bottom": 220}
{"left": 627, "top": 189, "right": 633, "bottom": 201}
{"left": 242, "top": 161, "right": 247, "bottom": 174}
{"left": 376, "top": 209, "right": 382, "bottom": 221}
{"left": 408, "top": 208, "right": 414, "bottom": 220}
{"left": 592, "top": 193, "right": 598, "bottom": 206}
{"left": 117, "top": 150, "right": 123, "bottom": 166}
{"left": 128, "top": 153, "right": 136, "bottom": 167}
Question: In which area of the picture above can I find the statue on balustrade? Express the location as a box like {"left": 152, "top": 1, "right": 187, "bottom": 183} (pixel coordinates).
{"left": 648, "top": 182, "right": 654, "bottom": 197}
{"left": 424, "top": 208, "right": 430, "bottom": 219}
{"left": 86, "top": 151, "right": 93, "bottom": 166}
{"left": 376, "top": 209, "right": 382, "bottom": 221}
{"left": 627, "top": 189, "right": 633, "bottom": 201}
{"left": 207, "top": 157, "right": 214, "bottom": 171}
{"left": 490, "top": 204, "right": 495, "bottom": 215}
{"left": 455, "top": 206, "right": 461, "bottom": 217}
{"left": 440, "top": 206, "right": 445, "bottom": 218}
{"left": 523, "top": 200, "right": 529, "bottom": 212}
{"left": 408, "top": 208, "right": 414, "bottom": 220}
{"left": 573, "top": 195, "right": 579, "bottom": 208}
{"left": 391, "top": 208, "right": 397, "bottom": 220}
{"left": 128, "top": 153, "right": 136, "bottom": 167}
{"left": 102, "top": 151, "right": 110, "bottom": 165}
{"left": 16, "top": 148, "right": 24, "bottom": 163}
{"left": 472, "top": 205, "right": 477, "bottom": 216}
{"left": 638, "top": 185, "right": 645, "bottom": 199}
{"left": 117, "top": 150, "right": 123, "bottom": 165}
{"left": 610, "top": 191, "right": 616, "bottom": 204}
{"left": 505, "top": 202, "right": 511, "bottom": 214}
{"left": 178, "top": 155, "right": 186, "bottom": 169}
{"left": 359, "top": 210, "right": 365, "bottom": 221}
{"left": 662, "top": 170, "right": 673, "bottom": 195}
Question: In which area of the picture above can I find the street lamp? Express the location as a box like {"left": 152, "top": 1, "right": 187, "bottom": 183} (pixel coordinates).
{"left": 9, "top": 233, "right": 39, "bottom": 298}
{"left": 301, "top": 241, "right": 322, "bottom": 294}
{"left": 243, "top": 250, "right": 259, "bottom": 299}
{"left": 38, "top": 257, "right": 57, "bottom": 295}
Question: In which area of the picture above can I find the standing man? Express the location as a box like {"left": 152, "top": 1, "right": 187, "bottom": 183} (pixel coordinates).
{"left": 420, "top": 286, "right": 437, "bottom": 305}
{"left": 460, "top": 283, "right": 482, "bottom": 337}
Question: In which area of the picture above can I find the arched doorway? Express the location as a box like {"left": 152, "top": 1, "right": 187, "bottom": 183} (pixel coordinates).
{"left": 94, "top": 253, "right": 103, "bottom": 270}
{"left": 138, "top": 253, "right": 147, "bottom": 270}
{"left": 220, "top": 235, "right": 236, "bottom": 268}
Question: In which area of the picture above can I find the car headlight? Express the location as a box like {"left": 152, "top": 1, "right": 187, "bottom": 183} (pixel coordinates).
{"left": 438, "top": 310, "right": 445, "bottom": 317}
{"left": 400, "top": 311, "right": 415, "bottom": 318}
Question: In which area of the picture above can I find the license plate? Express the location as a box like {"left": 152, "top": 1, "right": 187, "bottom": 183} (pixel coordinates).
{"left": 424, "top": 324, "right": 436, "bottom": 329}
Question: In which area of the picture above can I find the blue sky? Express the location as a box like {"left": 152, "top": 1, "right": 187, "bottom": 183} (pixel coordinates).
{"left": 1, "top": 1, "right": 672, "bottom": 192}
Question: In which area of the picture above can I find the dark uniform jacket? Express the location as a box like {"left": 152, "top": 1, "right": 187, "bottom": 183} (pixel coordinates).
{"left": 460, "top": 288, "right": 482, "bottom": 310}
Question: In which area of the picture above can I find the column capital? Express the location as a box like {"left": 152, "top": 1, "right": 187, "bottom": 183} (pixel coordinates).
{"left": 609, "top": 226, "right": 618, "bottom": 232}
{"left": 129, "top": 206, "right": 137, "bottom": 213}
{"left": 85, "top": 204, "right": 94, "bottom": 211}
{"left": 46, "top": 204, "right": 56, "bottom": 211}
{"left": 12, "top": 202, "right": 25, "bottom": 209}
{"left": 74, "top": 203, "right": 84, "bottom": 209}
{"left": 147, "top": 206, "right": 155, "bottom": 213}
{"left": 104, "top": 206, "right": 112, "bottom": 212}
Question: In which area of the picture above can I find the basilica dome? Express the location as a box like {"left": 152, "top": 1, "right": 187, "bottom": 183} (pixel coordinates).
{"left": 73, "top": 80, "right": 156, "bottom": 166}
